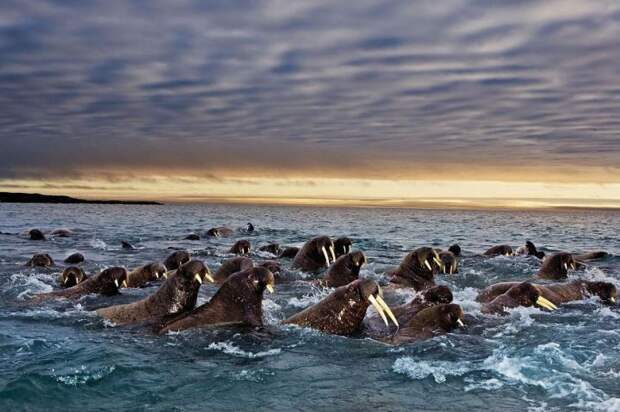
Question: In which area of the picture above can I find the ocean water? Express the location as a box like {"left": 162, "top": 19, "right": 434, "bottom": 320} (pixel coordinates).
{"left": 0, "top": 203, "right": 619, "bottom": 412}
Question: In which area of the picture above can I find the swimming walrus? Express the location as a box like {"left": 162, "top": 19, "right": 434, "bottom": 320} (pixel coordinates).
{"left": 318, "top": 251, "right": 366, "bottom": 288}
{"left": 58, "top": 266, "right": 88, "bottom": 288}
{"left": 185, "top": 233, "right": 200, "bottom": 241}
{"left": 537, "top": 252, "right": 578, "bottom": 280}
{"left": 32, "top": 267, "right": 128, "bottom": 302}
{"left": 28, "top": 229, "right": 46, "bottom": 241}
{"left": 121, "top": 241, "right": 136, "bottom": 250}
{"left": 258, "top": 243, "right": 281, "bottom": 255}
{"left": 572, "top": 251, "right": 609, "bottom": 262}
{"left": 26, "top": 253, "right": 54, "bottom": 267}
{"left": 257, "top": 260, "right": 282, "bottom": 279}
{"left": 388, "top": 304, "right": 465, "bottom": 345}
{"left": 163, "top": 250, "right": 191, "bottom": 271}
{"left": 96, "top": 260, "right": 214, "bottom": 326}
{"left": 50, "top": 228, "right": 72, "bottom": 237}
{"left": 476, "top": 280, "right": 616, "bottom": 306}
{"left": 245, "top": 223, "right": 255, "bottom": 233}
{"left": 157, "top": 267, "right": 275, "bottom": 334}
{"left": 206, "top": 227, "right": 233, "bottom": 237}
{"left": 483, "top": 245, "right": 513, "bottom": 257}
{"left": 213, "top": 256, "right": 254, "bottom": 283}
{"left": 518, "top": 241, "right": 545, "bottom": 259}
{"left": 434, "top": 245, "right": 460, "bottom": 275}
{"left": 64, "top": 252, "right": 85, "bottom": 264}
{"left": 127, "top": 262, "right": 168, "bottom": 288}
{"left": 386, "top": 247, "right": 442, "bottom": 290}
{"left": 279, "top": 247, "right": 299, "bottom": 259}
{"left": 479, "top": 282, "right": 558, "bottom": 315}
{"left": 283, "top": 279, "right": 398, "bottom": 336}
{"left": 230, "top": 239, "right": 251, "bottom": 255}
{"left": 364, "top": 285, "right": 453, "bottom": 338}
{"left": 333, "top": 237, "right": 352, "bottom": 258}
{"left": 292, "top": 236, "right": 336, "bottom": 272}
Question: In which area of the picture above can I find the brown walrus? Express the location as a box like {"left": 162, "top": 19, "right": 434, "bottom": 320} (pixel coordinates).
{"left": 230, "top": 239, "right": 251, "bottom": 255}
{"left": 364, "top": 285, "right": 453, "bottom": 338}
{"left": 292, "top": 236, "right": 336, "bottom": 272}
{"left": 479, "top": 282, "right": 558, "bottom": 315}
{"left": 58, "top": 266, "right": 88, "bottom": 288}
{"left": 29, "top": 229, "right": 46, "bottom": 241}
{"left": 157, "top": 267, "right": 275, "bottom": 334}
{"left": 206, "top": 227, "right": 233, "bottom": 237}
{"left": 64, "top": 252, "right": 85, "bottom": 264}
{"left": 257, "top": 260, "right": 282, "bottom": 279}
{"left": 26, "top": 253, "right": 54, "bottom": 267}
{"left": 483, "top": 245, "right": 513, "bottom": 257}
{"left": 572, "top": 251, "right": 609, "bottom": 262}
{"left": 433, "top": 245, "right": 460, "bottom": 275}
{"left": 213, "top": 257, "right": 254, "bottom": 283}
{"left": 537, "top": 252, "right": 578, "bottom": 280}
{"left": 32, "top": 267, "right": 129, "bottom": 302}
{"left": 386, "top": 247, "right": 442, "bottom": 290}
{"left": 282, "top": 279, "right": 398, "bottom": 336}
{"left": 279, "top": 247, "right": 299, "bottom": 259}
{"left": 185, "top": 233, "right": 200, "bottom": 241}
{"left": 333, "top": 237, "right": 352, "bottom": 258}
{"left": 127, "top": 262, "right": 168, "bottom": 288}
{"left": 318, "top": 251, "right": 366, "bottom": 288}
{"left": 476, "top": 280, "right": 616, "bottom": 306}
{"left": 163, "top": 250, "right": 191, "bottom": 271}
{"left": 96, "top": 260, "right": 213, "bottom": 326}
{"left": 388, "top": 304, "right": 465, "bottom": 345}
{"left": 50, "top": 228, "right": 72, "bottom": 237}
{"left": 258, "top": 243, "right": 281, "bottom": 255}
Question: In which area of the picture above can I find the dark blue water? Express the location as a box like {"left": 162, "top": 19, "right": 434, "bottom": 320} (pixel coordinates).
{"left": 1, "top": 204, "right": 619, "bottom": 411}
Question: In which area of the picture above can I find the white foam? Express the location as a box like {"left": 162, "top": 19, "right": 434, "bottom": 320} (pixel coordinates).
{"left": 51, "top": 365, "right": 115, "bottom": 386}
{"left": 206, "top": 341, "right": 281, "bottom": 358}
{"left": 287, "top": 287, "right": 331, "bottom": 308}
{"left": 89, "top": 238, "right": 107, "bottom": 250}
{"left": 392, "top": 357, "right": 472, "bottom": 383}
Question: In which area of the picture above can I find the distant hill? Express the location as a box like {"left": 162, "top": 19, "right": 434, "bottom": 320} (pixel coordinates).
{"left": 0, "top": 192, "right": 162, "bottom": 205}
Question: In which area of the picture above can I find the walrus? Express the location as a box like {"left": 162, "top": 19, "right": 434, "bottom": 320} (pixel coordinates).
{"left": 29, "top": 229, "right": 46, "bottom": 241}
{"left": 64, "top": 252, "right": 85, "bottom": 264}
{"left": 434, "top": 247, "right": 459, "bottom": 275}
{"left": 476, "top": 280, "right": 616, "bottom": 306}
{"left": 163, "top": 250, "right": 191, "bottom": 271}
{"left": 388, "top": 304, "right": 465, "bottom": 345}
{"left": 246, "top": 223, "right": 255, "bottom": 233}
{"left": 213, "top": 257, "right": 254, "bottom": 283}
{"left": 364, "top": 285, "right": 453, "bottom": 338}
{"left": 206, "top": 227, "right": 233, "bottom": 237}
{"left": 257, "top": 260, "right": 282, "bottom": 278}
{"left": 479, "top": 282, "right": 558, "bottom": 315}
{"left": 333, "top": 237, "right": 353, "bottom": 258}
{"left": 259, "top": 243, "right": 281, "bottom": 255}
{"left": 185, "top": 233, "right": 200, "bottom": 241}
{"left": 230, "top": 239, "right": 251, "bottom": 255}
{"left": 32, "top": 267, "right": 128, "bottom": 302}
{"left": 121, "top": 241, "right": 136, "bottom": 250}
{"left": 157, "top": 267, "right": 275, "bottom": 334}
{"left": 522, "top": 241, "right": 545, "bottom": 259}
{"left": 279, "top": 247, "right": 299, "bottom": 259}
{"left": 283, "top": 279, "right": 398, "bottom": 336}
{"left": 573, "top": 251, "right": 609, "bottom": 262}
{"left": 58, "top": 266, "right": 88, "bottom": 288}
{"left": 537, "top": 252, "right": 578, "bottom": 280}
{"left": 386, "top": 247, "right": 442, "bottom": 290}
{"left": 127, "top": 262, "right": 168, "bottom": 288}
{"left": 318, "top": 251, "right": 366, "bottom": 288}
{"left": 96, "top": 260, "right": 213, "bottom": 326}
{"left": 50, "top": 228, "right": 72, "bottom": 237}
{"left": 483, "top": 245, "right": 513, "bottom": 257}
{"left": 292, "top": 236, "right": 336, "bottom": 272}
{"left": 26, "top": 253, "right": 54, "bottom": 267}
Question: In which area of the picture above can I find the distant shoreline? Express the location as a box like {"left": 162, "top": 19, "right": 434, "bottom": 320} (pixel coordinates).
{"left": 0, "top": 192, "right": 162, "bottom": 205}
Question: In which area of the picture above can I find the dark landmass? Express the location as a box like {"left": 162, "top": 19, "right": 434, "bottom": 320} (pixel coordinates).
{"left": 0, "top": 192, "right": 162, "bottom": 205}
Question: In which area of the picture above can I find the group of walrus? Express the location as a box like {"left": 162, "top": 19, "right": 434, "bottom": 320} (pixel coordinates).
{"left": 17, "top": 226, "right": 617, "bottom": 345}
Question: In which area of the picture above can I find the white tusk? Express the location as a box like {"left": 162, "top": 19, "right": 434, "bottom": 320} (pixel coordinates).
{"left": 321, "top": 246, "right": 331, "bottom": 267}
{"left": 376, "top": 295, "right": 399, "bottom": 327}
{"left": 122, "top": 279, "right": 128, "bottom": 288}
{"left": 114, "top": 279, "right": 119, "bottom": 288}
{"left": 456, "top": 319, "right": 465, "bottom": 328}
{"left": 368, "top": 295, "right": 388, "bottom": 327}
{"left": 329, "top": 246, "right": 336, "bottom": 263}
{"left": 424, "top": 259, "right": 432, "bottom": 271}
{"left": 563, "top": 262, "right": 568, "bottom": 271}
{"left": 194, "top": 273, "right": 202, "bottom": 284}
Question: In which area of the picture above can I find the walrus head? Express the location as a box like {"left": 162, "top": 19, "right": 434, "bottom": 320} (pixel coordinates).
{"left": 213, "top": 256, "right": 254, "bottom": 283}
{"left": 64, "top": 252, "right": 85, "bottom": 264}
{"left": 178, "top": 260, "right": 214, "bottom": 285}
{"left": 29, "top": 229, "right": 46, "bottom": 241}
{"left": 334, "top": 237, "right": 353, "bottom": 258}
{"left": 389, "top": 247, "right": 442, "bottom": 289}
{"left": 284, "top": 279, "right": 398, "bottom": 336}
{"left": 246, "top": 223, "right": 255, "bottom": 232}
{"left": 438, "top": 251, "right": 459, "bottom": 275}
{"left": 147, "top": 262, "right": 168, "bottom": 280}
{"left": 94, "top": 267, "right": 129, "bottom": 296}
{"left": 230, "top": 240, "right": 251, "bottom": 255}
{"left": 61, "top": 266, "right": 88, "bottom": 288}
{"left": 257, "top": 260, "right": 281, "bottom": 277}
{"left": 163, "top": 250, "right": 191, "bottom": 272}
{"left": 27, "top": 253, "right": 54, "bottom": 267}
{"left": 421, "top": 285, "right": 454, "bottom": 305}
{"left": 448, "top": 244, "right": 461, "bottom": 257}
{"left": 525, "top": 241, "right": 545, "bottom": 259}
{"left": 322, "top": 251, "right": 366, "bottom": 288}
{"left": 406, "top": 303, "right": 465, "bottom": 332}
{"left": 585, "top": 281, "right": 617, "bottom": 305}
{"left": 537, "top": 252, "right": 577, "bottom": 280}
{"left": 482, "top": 282, "right": 558, "bottom": 315}
{"left": 294, "top": 236, "right": 336, "bottom": 269}
{"left": 206, "top": 228, "right": 222, "bottom": 237}
{"left": 259, "top": 243, "right": 281, "bottom": 255}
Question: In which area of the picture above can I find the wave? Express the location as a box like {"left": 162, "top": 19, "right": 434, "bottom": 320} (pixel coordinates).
{"left": 206, "top": 341, "right": 282, "bottom": 358}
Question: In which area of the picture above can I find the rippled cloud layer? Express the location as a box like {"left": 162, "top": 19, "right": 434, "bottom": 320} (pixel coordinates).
{"left": 1, "top": 0, "right": 619, "bottom": 183}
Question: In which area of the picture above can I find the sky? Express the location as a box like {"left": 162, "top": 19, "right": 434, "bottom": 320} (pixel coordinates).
{"left": 1, "top": 0, "right": 619, "bottom": 208}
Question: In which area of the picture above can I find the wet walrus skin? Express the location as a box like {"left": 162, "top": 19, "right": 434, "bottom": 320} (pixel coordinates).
{"left": 476, "top": 280, "right": 617, "bottom": 306}
{"left": 536, "top": 252, "right": 579, "bottom": 280}
{"left": 283, "top": 279, "right": 398, "bottom": 336}
{"left": 259, "top": 243, "right": 281, "bottom": 255}
{"left": 279, "top": 247, "right": 299, "bottom": 259}
{"left": 64, "top": 252, "right": 85, "bottom": 264}
{"left": 26, "top": 253, "right": 54, "bottom": 267}
{"left": 333, "top": 237, "right": 353, "bottom": 258}
{"left": 29, "top": 229, "right": 46, "bottom": 241}
{"left": 230, "top": 240, "right": 251, "bottom": 255}
{"left": 483, "top": 245, "right": 513, "bottom": 257}
{"left": 479, "top": 282, "right": 558, "bottom": 315}
{"left": 32, "top": 267, "right": 129, "bottom": 302}
{"left": 572, "top": 251, "right": 609, "bottom": 262}
{"left": 386, "top": 247, "right": 442, "bottom": 291}
{"left": 127, "top": 262, "right": 168, "bottom": 288}
{"left": 388, "top": 304, "right": 465, "bottom": 345}
{"left": 213, "top": 257, "right": 254, "bottom": 284}
{"left": 319, "top": 251, "right": 366, "bottom": 288}
{"left": 97, "top": 260, "right": 213, "bottom": 326}
{"left": 163, "top": 250, "right": 191, "bottom": 271}
{"left": 157, "top": 267, "right": 275, "bottom": 334}
{"left": 206, "top": 227, "right": 233, "bottom": 237}
{"left": 292, "top": 236, "right": 336, "bottom": 272}
{"left": 58, "top": 266, "right": 88, "bottom": 288}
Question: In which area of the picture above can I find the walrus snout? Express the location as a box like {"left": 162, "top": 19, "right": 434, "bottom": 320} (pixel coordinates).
{"left": 60, "top": 266, "right": 87, "bottom": 288}
{"left": 355, "top": 279, "right": 398, "bottom": 328}
{"left": 179, "top": 260, "right": 215, "bottom": 284}
{"left": 27, "top": 253, "right": 54, "bottom": 267}
{"left": 423, "top": 285, "right": 453, "bottom": 304}
{"left": 248, "top": 266, "right": 275, "bottom": 294}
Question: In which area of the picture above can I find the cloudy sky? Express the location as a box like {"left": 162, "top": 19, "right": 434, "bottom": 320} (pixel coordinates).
{"left": 1, "top": 0, "right": 619, "bottom": 206}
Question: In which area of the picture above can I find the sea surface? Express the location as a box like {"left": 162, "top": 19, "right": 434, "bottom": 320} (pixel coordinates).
{"left": 0, "top": 203, "right": 619, "bottom": 411}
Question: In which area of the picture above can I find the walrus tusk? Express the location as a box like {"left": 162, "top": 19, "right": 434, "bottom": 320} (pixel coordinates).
{"left": 122, "top": 279, "right": 128, "bottom": 288}
{"left": 266, "top": 284, "right": 274, "bottom": 294}
{"left": 563, "top": 262, "right": 568, "bottom": 271}
{"left": 321, "top": 246, "right": 331, "bottom": 267}
{"left": 63, "top": 277, "right": 68, "bottom": 284}
{"left": 536, "top": 296, "right": 557, "bottom": 311}
{"left": 114, "top": 279, "right": 119, "bottom": 288}
{"left": 204, "top": 273, "right": 215, "bottom": 283}
{"left": 375, "top": 295, "right": 399, "bottom": 327}
{"left": 456, "top": 319, "right": 465, "bottom": 328}
{"left": 570, "top": 262, "right": 576, "bottom": 270}
{"left": 432, "top": 256, "right": 442, "bottom": 267}
{"left": 611, "top": 297, "right": 616, "bottom": 304}
{"left": 329, "top": 246, "right": 336, "bottom": 263}
{"left": 194, "top": 273, "right": 202, "bottom": 284}
{"left": 368, "top": 295, "right": 389, "bottom": 327}
{"left": 424, "top": 259, "right": 432, "bottom": 271}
